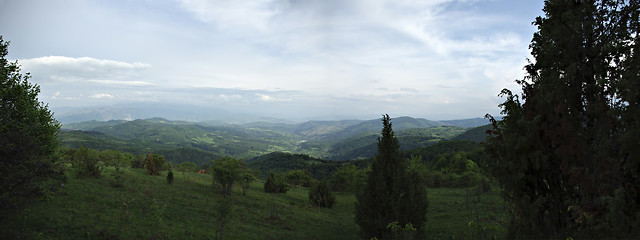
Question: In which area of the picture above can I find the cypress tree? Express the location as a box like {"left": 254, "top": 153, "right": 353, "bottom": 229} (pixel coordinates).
{"left": 484, "top": 1, "right": 639, "bottom": 238}
{"left": 355, "top": 114, "right": 427, "bottom": 239}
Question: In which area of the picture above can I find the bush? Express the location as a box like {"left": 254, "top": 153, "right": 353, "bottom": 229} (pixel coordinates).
{"left": 144, "top": 154, "right": 159, "bottom": 176}
{"left": 264, "top": 172, "right": 290, "bottom": 193}
{"left": 131, "top": 155, "right": 145, "bottom": 168}
{"left": 177, "top": 161, "right": 197, "bottom": 173}
{"left": 72, "top": 146, "right": 101, "bottom": 178}
{"left": 309, "top": 180, "right": 336, "bottom": 208}
{"left": 167, "top": 163, "right": 174, "bottom": 185}
{"left": 285, "top": 169, "right": 312, "bottom": 188}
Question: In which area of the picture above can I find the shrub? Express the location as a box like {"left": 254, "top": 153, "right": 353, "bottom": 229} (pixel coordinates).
{"left": 72, "top": 146, "right": 101, "bottom": 178}
{"left": 177, "top": 161, "right": 197, "bottom": 173}
{"left": 131, "top": 155, "right": 145, "bottom": 168}
{"left": 144, "top": 153, "right": 159, "bottom": 176}
{"left": 309, "top": 180, "right": 336, "bottom": 208}
{"left": 285, "top": 169, "right": 312, "bottom": 188}
{"left": 264, "top": 172, "right": 290, "bottom": 193}
{"left": 167, "top": 163, "right": 174, "bottom": 185}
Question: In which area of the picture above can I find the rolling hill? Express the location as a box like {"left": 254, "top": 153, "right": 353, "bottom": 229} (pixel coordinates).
{"left": 59, "top": 116, "right": 485, "bottom": 164}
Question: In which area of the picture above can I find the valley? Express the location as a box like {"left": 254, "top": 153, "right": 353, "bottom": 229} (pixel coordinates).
{"left": 60, "top": 116, "right": 490, "bottom": 166}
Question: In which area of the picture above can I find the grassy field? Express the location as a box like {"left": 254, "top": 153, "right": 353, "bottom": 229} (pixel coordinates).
{"left": 0, "top": 167, "right": 507, "bottom": 239}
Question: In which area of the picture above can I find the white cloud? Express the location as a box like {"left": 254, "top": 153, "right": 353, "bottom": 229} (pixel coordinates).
{"left": 19, "top": 56, "right": 151, "bottom": 83}
{"left": 1, "top": 0, "right": 543, "bottom": 120}
{"left": 89, "top": 93, "right": 115, "bottom": 99}
{"left": 255, "top": 93, "right": 292, "bottom": 102}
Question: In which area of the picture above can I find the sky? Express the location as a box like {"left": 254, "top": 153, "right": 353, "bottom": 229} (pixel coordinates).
{"left": 0, "top": 0, "right": 544, "bottom": 121}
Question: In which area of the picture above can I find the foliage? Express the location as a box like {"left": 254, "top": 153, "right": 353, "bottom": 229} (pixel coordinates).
{"left": 387, "top": 221, "right": 417, "bottom": 240}
{"left": 177, "top": 161, "right": 197, "bottom": 173}
{"left": 238, "top": 169, "right": 256, "bottom": 196}
{"left": 355, "top": 115, "right": 428, "bottom": 239}
{"left": 0, "top": 35, "right": 65, "bottom": 215}
{"left": 246, "top": 151, "right": 353, "bottom": 179}
{"left": 144, "top": 153, "right": 159, "bottom": 176}
{"left": 211, "top": 157, "right": 245, "bottom": 196}
{"left": 285, "top": 169, "right": 313, "bottom": 188}
{"left": 264, "top": 172, "right": 290, "bottom": 193}
{"left": 71, "top": 146, "right": 101, "bottom": 178}
{"left": 99, "top": 149, "right": 132, "bottom": 168}
{"left": 421, "top": 151, "right": 490, "bottom": 188}
{"left": 130, "top": 154, "right": 145, "bottom": 168}
{"left": 112, "top": 164, "right": 125, "bottom": 188}
{"left": 329, "top": 164, "right": 367, "bottom": 193}
{"left": 166, "top": 163, "right": 174, "bottom": 185}
{"left": 309, "top": 180, "right": 336, "bottom": 208}
{"left": 484, "top": 1, "right": 640, "bottom": 238}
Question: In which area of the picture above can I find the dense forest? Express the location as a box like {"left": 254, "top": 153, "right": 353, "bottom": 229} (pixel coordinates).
{"left": 1, "top": 0, "right": 639, "bottom": 239}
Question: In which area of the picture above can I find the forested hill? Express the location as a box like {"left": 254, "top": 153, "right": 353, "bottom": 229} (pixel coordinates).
{"left": 59, "top": 116, "right": 487, "bottom": 164}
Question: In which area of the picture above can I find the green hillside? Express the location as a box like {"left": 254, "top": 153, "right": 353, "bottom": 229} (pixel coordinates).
{"left": 0, "top": 166, "right": 506, "bottom": 239}
{"left": 452, "top": 124, "right": 492, "bottom": 143}
{"left": 60, "top": 117, "right": 465, "bottom": 162}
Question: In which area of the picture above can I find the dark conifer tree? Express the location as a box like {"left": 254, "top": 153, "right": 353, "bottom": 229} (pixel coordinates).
{"left": 485, "top": 1, "right": 639, "bottom": 238}
{"left": 355, "top": 114, "right": 427, "bottom": 239}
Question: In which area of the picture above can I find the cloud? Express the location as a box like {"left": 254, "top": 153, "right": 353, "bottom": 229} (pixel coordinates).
{"left": 255, "top": 93, "right": 292, "bottom": 102}
{"left": 89, "top": 93, "right": 115, "bottom": 99}
{"left": 18, "top": 56, "right": 151, "bottom": 83}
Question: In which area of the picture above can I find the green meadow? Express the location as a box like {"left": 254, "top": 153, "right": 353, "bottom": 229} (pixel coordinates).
{"left": 1, "top": 167, "right": 506, "bottom": 239}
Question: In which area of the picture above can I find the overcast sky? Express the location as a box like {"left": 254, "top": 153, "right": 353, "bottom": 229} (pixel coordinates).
{"left": 0, "top": 0, "right": 544, "bottom": 121}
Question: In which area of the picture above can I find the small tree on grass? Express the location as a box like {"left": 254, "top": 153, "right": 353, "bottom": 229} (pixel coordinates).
{"left": 285, "top": 169, "right": 312, "bottom": 188}
{"left": 211, "top": 157, "right": 245, "bottom": 197}
{"left": 166, "top": 163, "right": 174, "bottom": 185}
{"left": 264, "top": 172, "right": 290, "bottom": 193}
{"left": 238, "top": 169, "right": 256, "bottom": 196}
{"left": 144, "top": 153, "right": 159, "bottom": 176}
{"left": 309, "top": 180, "right": 336, "bottom": 208}
{"left": 72, "top": 146, "right": 101, "bottom": 178}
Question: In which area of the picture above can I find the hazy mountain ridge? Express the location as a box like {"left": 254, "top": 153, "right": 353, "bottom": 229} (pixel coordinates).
{"left": 59, "top": 116, "right": 487, "bottom": 163}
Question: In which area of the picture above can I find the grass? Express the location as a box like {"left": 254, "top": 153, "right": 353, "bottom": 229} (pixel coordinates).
{"left": 0, "top": 167, "right": 507, "bottom": 239}
{"left": 426, "top": 187, "right": 508, "bottom": 239}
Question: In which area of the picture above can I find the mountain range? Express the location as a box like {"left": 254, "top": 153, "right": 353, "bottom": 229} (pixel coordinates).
{"left": 60, "top": 116, "right": 492, "bottom": 165}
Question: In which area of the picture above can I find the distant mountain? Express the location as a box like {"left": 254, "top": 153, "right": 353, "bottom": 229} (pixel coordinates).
{"left": 308, "top": 116, "right": 446, "bottom": 140}
{"left": 62, "top": 120, "right": 129, "bottom": 131}
{"left": 54, "top": 103, "right": 293, "bottom": 124}
{"left": 59, "top": 116, "right": 468, "bottom": 162}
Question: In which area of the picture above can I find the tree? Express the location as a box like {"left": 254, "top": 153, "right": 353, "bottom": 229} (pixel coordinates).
{"left": 309, "top": 179, "right": 336, "bottom": 208}
{"left": 238, "top": 169, "right": 256, "bottom": 196}
{"left": 354, "top": 114, "right": 428, "bottom": 239}
{"left": 166, "top": 163, "right": 174, "bottom": 185}
{"left": 72, "top": 146, "right": 101, "bottom": 178}
{"left": 211, "top": 157, "right": 245, "bottom": 197}
{"left": 484, "top": 1, "right": 639, "bottom": 238}
{"left": 0, "top": 36, "right": 65, "bottom": 215}
{"left": 264, "top": 172, "right": 290, "bottom": 193}
{"left": 330, "top": 163, "right": 366, "bottom": 193}
{"left": 144, "top": 153, "right": 159, "bottom": 175}
{"left": 284, "top": 169, "right": 312, "bottom": 188}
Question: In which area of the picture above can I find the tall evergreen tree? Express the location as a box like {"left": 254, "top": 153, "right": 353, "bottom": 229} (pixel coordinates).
{"left": 484, "top": 1, "right": 639, "bottom": 238}
{"left": 355, "top": 114, "right": 427, "bottom": 239}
